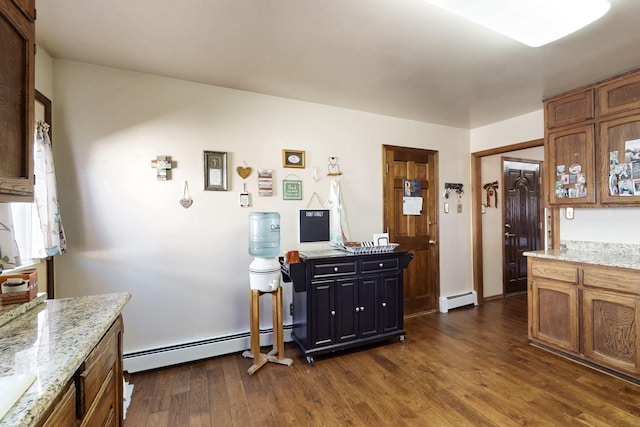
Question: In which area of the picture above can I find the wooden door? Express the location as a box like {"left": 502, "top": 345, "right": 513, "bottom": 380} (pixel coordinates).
{"left": 503, "top": 158, "right": 542, "bottom": 294}
{"left": 383, "top": 145, "right": 439, "bottom": 315}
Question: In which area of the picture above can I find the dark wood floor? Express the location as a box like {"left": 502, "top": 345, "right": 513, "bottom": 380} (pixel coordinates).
{"left": 124, "top": 294, "right": 640, "bottom": 426}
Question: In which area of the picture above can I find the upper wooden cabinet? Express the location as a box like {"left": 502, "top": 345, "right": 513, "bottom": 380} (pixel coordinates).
{"left": 599, "top": 71, "right": 640, "bottom": 118}
{"left": 544, "top": 67, "right": 640, "bottom": 207}
{"left": 11, "top": 0, "right": 35, "bottom": 20}
{"left": 545, "top": 88, "right": 595, "bottom": 130}
{"left": 547, "top": 124, "right": 596, "bottom": 206}
{"left": 0, "top": 0, "right": 35, "bottom": 202}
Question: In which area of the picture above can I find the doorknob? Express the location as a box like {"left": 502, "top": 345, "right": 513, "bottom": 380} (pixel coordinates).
{"left": 505, "top": 232, "right": 516, "bottom": 237}
{"left": 429, "top": 239, "right": 437, "bottom": 245}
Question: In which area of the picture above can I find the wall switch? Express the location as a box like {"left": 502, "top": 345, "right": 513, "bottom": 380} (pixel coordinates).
{"left": 444, "top": 202, "right": 449, "bottom": 213}
{"left": 565, "top": 207, "right": 574, "bottom": 220}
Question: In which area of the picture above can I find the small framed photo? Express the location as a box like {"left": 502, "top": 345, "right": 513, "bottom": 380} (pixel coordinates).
{"left": 204, "top": 151, "right": 228, "bottom": 191}
{"left": 282, "top": 149, "right": 305, "bottom": 168}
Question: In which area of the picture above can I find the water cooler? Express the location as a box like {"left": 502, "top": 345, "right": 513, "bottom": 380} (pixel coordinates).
{"left": 248, "top": 212, "right": 281, "bottom": 292}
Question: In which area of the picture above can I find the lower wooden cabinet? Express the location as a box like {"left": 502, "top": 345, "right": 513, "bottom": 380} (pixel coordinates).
{"left": 529, "top": 278, "right": 579, "bottom": 354}
{"left": 583, "top": 289, "right": 640, "bottom": 376}
{"left": 40, "top": 381, "right": 77, "bottom": 427}
{"left": 528, "top": 257, "right": 640, "bottom": 382}
{"left": 38, "top": 316, "right": 124, "bottom": 426}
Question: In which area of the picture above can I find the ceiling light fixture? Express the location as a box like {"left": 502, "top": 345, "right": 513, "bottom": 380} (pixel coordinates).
{"left": 424, "top": 0, "right": 611, "bottom": 47}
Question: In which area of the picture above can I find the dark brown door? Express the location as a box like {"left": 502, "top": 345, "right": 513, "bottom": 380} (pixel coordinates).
{"left": 383, "top": 145, "right": 439, "bottom": 315}
{"left": 503, "top": 158, "right": 542, "bottom": 295}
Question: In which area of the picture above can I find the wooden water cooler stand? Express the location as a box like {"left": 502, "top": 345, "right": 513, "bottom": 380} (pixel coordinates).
{"left": 242, "top": 286, "right": 293, "bottom": 375}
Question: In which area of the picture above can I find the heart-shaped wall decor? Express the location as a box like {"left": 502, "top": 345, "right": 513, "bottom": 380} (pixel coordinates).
{"left": 236, "top": 166, "right": 252, "bottom": 179}
{"left": 180, "top": 197, "right": 193, "bottom": 208}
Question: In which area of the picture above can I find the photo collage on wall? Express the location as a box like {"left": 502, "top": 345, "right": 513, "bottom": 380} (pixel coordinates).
{"left": 555, "top": 163, "right": 587, "bottom": 199}
{"left": 609, "top": 139, "right": 640, "bottom": 196}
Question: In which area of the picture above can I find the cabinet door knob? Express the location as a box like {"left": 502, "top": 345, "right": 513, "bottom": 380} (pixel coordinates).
{"left": 355, "top": 307, "right": 360, "bottom": 312}
{"left": 334, "top": 267, "right": 339, "bottom": 272}
{"left": 360, "top": 306, "right": 365, "bottom": 312}
{"left": 381, "top": 302, "right": 387, "bottom": 307}
{"left": 331, "top": 310, "right": 336, "bottom": 316}
{"left": 379, "top": 263, "right": 384, "bottom": 268}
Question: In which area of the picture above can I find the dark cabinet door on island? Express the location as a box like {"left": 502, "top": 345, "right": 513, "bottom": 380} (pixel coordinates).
{"left": 288, "top": 251, "right": 412, "bottom": 366}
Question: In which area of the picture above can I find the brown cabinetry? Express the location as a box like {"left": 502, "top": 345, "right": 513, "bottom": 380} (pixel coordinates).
{"left": 544, "top": 67, "right": 640, "bottom": 207}
{"left": 40, "top": 381, "right": 77, "bottom": 427}
{"left": 37, "top": 316, "right": 124, "bottom": 426}
{"left": 546, "top": 124, "right": 596, "bottom": 205}
{"left": 528, "top": 256, "right": 640, "bottom": 382}
{"left": 545, "top": 88, "right": 595, "bottom": 130}
{"left": 0, "top": 0, "right": 35, "bottom": 201}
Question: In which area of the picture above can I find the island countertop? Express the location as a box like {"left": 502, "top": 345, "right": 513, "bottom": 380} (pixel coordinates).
{"left": 0, "top": 292, "right": 130, "bottom": 427}
{"left": 524, "top": 240, "right": 640, "bottom": 271}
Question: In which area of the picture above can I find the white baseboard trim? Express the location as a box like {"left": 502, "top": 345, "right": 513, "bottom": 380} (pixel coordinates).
{"left": 123, "top": 326, "right": 292, "bottom": 373}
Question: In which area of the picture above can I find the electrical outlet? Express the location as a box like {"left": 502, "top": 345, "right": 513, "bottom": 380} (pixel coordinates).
{"left": 289, "top": 303, "right": 293, "bottom": 315}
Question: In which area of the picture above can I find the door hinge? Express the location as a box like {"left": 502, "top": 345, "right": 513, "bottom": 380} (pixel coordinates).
{"left": 385, "top": 163, "right": 389, "bottom": 174}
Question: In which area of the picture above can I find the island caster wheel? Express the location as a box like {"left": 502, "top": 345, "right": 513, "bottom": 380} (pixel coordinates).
{"left": 306, "top": 356, "right": 315, "bottom": 366}
{"left": 399, "top": 334, "right": 406, "bottom": 343}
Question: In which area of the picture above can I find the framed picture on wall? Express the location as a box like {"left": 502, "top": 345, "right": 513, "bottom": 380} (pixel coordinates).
{"left": 204, "top": 151, "right": 228, "bottom": 191}
{"left": 282, "top": 149, "right": 305, "bottom": 168}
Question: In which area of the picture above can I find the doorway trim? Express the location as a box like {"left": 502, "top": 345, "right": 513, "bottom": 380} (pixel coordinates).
{"left": 471, "top": 138, "right": 552, "bottom": 303}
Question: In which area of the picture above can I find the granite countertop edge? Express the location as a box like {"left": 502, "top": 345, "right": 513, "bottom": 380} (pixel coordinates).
{"left": 524, "top": 241, "right": 640, "bottom": 270}
{"left": 0, "top": 292, "right": 131, "bottom": 427}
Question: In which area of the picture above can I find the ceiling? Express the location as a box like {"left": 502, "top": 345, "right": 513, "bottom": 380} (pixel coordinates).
{"left": 35, "top": 0, "right": 640, "bottom": 129}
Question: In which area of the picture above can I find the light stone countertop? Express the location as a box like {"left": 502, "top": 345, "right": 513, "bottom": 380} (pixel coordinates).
{"left": 0, "top": 293, "right": 47, "bottom": 329}
{"left": 524, "top": 241, "right": 640, "bottom": 270}
{"left": 0, "top": 292, "right": 130, "bottom": 427}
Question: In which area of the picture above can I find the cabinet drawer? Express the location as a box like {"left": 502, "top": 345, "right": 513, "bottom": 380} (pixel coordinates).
{"left": 40, "top": 381, "right": 77, "bottom": 427}
{"left": 582, "top": 265, "right": 640, "bottom": 295}
{"left": 312, "top": 261, "right": 357, "bottom": 278}
{"left": 80, "top": 369, "right": 116, "bottom": 427}
{"left": 545, "top": 89, "right": 595, "bottom": 129}
{"left": 77, "top": 323, "right": 117, "bottom": 418}
{"left": 599, "top": 71, "right": 640, "bottom": 118}
{"left": 361, "top": 257, "right": 399, "bottom": 273}
{"left": 530, "top": 259, "right": 578, "bottom": 283}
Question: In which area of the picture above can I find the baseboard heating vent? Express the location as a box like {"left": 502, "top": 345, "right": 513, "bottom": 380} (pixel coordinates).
{"left": 439, "top": 291, "right": 478, "bottom": 313}
{"left": 123, "top": 325, "right": 292, "bottom": 373}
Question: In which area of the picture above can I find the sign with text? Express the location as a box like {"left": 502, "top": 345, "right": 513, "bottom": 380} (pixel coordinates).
{"left": 299, "top": 209, "right": 330, "bottom": 242}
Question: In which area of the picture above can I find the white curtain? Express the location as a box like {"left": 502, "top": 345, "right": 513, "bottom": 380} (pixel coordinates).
{"left": 0, "top": 204, "right": 21, "bottom": 270}
{"left": 32, "top": 120, "right": 67, "bottom": 257}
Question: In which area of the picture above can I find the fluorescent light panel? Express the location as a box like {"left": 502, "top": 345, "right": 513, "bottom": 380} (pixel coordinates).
{"left": 425, "top": 0, "right": 611, "bottom": 47}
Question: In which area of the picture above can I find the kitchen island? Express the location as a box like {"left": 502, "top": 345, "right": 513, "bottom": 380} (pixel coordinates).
{"left": 525, "top": 241, "right": 640, "bottom": 384}
{"left": 0, "top": 292, "right": 130, "bottom": 426}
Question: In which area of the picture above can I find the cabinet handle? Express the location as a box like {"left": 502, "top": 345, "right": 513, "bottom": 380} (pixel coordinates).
{"left": 331, "top": 310, "right": 336, "bottom": 316}
{"left": 360, "top": 306, "right": 365, "bottom": 312}
{"left": 381, "top": 302, "right": 387, "bottom": 307}
{"left": 379, "top": 263, "right": 384, "bottom": 268}
{"left": 355, "top": 307, "right": 360, "bottom": 312}
{"left": 334, "top": 267, "right": 339, "bottom": 272}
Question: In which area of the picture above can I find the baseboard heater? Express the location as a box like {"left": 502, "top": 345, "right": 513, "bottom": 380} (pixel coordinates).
{"left": 123, "top": 325, "right": 292, "bottom": 373}
{"left": 439, "top": 291, "right": 478, "bottom": 313}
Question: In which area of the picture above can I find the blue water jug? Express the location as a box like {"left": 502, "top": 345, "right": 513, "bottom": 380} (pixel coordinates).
{"left": 248, "top": 212, "right": 281, "bottom": 257}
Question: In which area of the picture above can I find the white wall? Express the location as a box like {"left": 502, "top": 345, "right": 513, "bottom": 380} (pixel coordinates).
{"left": 35, "top": 46, "right": 53, "bottom": 100}
{"left": 50, "top": 60, "right": 472, "bottom": 358}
